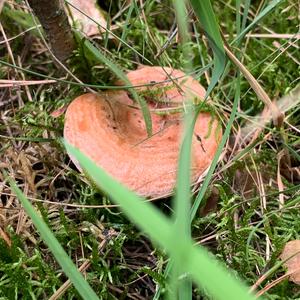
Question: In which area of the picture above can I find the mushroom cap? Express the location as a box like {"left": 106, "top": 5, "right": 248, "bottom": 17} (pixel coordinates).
{"left": 64, "top": 66, "right": 222, "bottom": 198}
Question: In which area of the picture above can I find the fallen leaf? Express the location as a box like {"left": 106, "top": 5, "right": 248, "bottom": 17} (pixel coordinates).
{"left": 67, "top": 0, "right": 108, "bottom": 36}
{"left": 200, "top": 186, "right": 219, "bottom": 216}
{"left": 50, "top": 104, "right": 68, "bottom": 118}
{"left": 0, "top": 227, "right": 11, "bottom": 247}
{"left": 281, "top": 240, "right": 300, "bottom": 284}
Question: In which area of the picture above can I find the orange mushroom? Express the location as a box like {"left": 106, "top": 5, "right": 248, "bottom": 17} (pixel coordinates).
{"left": 64, "top": 66, "right": 222, "bottom": 198}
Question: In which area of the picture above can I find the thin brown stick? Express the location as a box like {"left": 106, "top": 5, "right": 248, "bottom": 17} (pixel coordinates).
{"left": 223, "top": 44, "right": 284, "bottom": 128}
{"left": 256, "top": 267, "right": 300, "bottom": 298}
{"left": 48, "top": 259, "right": 92, "bottom": 300}
{"left": 0, "top": 79, "right": 57, "bottom": 87}
{"left": 49, "top": 229, "right": 117, "bottom": 300}
{"left": 27, "top": 0, "right": 75, "bottom": 62}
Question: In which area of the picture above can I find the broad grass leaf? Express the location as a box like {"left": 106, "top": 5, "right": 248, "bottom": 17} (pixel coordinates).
{"left": 64, "top": 141, "right": 257, "bottom": 300}
{"left": 189, "top": 0, "right": 226, "bottom": 97}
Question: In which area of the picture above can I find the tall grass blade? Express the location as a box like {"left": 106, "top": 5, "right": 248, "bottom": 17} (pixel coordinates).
{"left": 64, "top": 141, "right": 257, "bottom": 300}
{"left": 6, "top": 174, "right": 100, "bottom": 300}
{"left": 241, "top": 0, "right": 252, "bottom": 32}
{"left": 189, "top": 0, "right": 226, "bottom": 97}
{"left": 173, "top": 117, "right": 194, "bottom": 300}
{"left": 190, "top": 74, "right": 241, "bottom": 220}
{"left": 232, "top": 0, "right": 284, "bottom": 45}
{"left": 236, "top": 0, "right": 242, "bottom": 35}
{"left": 158, "top": 1, "right": 226, "bottom": 298}
{"left": 172, "top": 0, "right": 193, "bottom": 298}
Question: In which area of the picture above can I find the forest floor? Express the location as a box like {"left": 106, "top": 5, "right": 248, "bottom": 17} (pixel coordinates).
{"left": 0, "top": 0, "right": 299, "bottom": 299}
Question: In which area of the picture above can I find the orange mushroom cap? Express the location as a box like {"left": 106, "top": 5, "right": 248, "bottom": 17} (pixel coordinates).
{"left": 64, "top": 66, "right": 222, "bottom": 198}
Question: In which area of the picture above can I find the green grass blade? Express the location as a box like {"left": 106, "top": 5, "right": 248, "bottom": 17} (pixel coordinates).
{"left": 117, "top": 1, "right": 135, "bottom": 52}
{"left": 172, "top": 0, "right": 193, "bottom": 298}
{"left": 6, "top": 174, "right": 100, "bottom": 300}
{"left": 63, "top": 141, "right": 257, "bottom": 300}
{"left": 173, "top": 117, "right": 194, "bottom": 300}
{"left": 189, "top": 0, "right": 226, "bottom": 97}
{"left": 172, "top": 0, "right": 193, "bottom": 232}
{"left": 232, "top": 0, "right": 284, "bottom": 45}
{"left": 64, "top": 141, "right": 174, "bottom": 243}
{"left": 190, "top": 74, "right": 241, "bottom": 220}
{"left": 236, "top": 0, "right": 241, "bottom": 35}
{"left": 158, "top": 1, "right": 226, "bottom": 298}
{"left": 73, "top": 31, "right": 153, "bottom": 136}
{"left": 241, "top": 0, "right": 252, "bottom": 32}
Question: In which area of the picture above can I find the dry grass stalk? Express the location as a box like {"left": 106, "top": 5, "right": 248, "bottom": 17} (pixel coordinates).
{"left": 224, "top": 44, "right": 284, "bottom": 128}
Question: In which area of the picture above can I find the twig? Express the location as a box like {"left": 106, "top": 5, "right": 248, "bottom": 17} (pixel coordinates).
{"left": 0, "top": 79, "right": 57, "bottom": 87}
{"left": 256, "top": 267, "right": 300, "bottom": 298}
{"left": 49, "top": 259, "right": 92, "bottom": 300}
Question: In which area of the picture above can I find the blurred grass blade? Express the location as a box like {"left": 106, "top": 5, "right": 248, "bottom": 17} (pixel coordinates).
{"left": 6, "top": 175, "right": 100, "bottom": 300}
{"left": 117, "top": 1, "right": 135, "bottom": 52}
{"left": 168, "top": 1, "right": 225, "bottom": 298}
{"left": 236, "top": 0, "right": 241, "bottom": 35}
{"left": 232, "top": 0, "right": 284, "bottom": 45}
{"left": 173, "top": 116, "right": 194, "bottom": 300}
{"left": 64, "top": 141, "right": 257, "bottom": 300}
{"left": 173, "top": 1, "right": 225, "bottom": 297}
{"left": 73, "top": 31, "right": 153, "bottom": 136}
{"left": 241, "top": 0, "right": 251, "bottom": 32}
{"left": 172, "top": 0, "right": 193, "bottom": 298}
{"left": 189, "top": 0, "right": 226, "bottom": 97}
{"left": 191, "top": 74, "right": 241, "bottom": 220}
